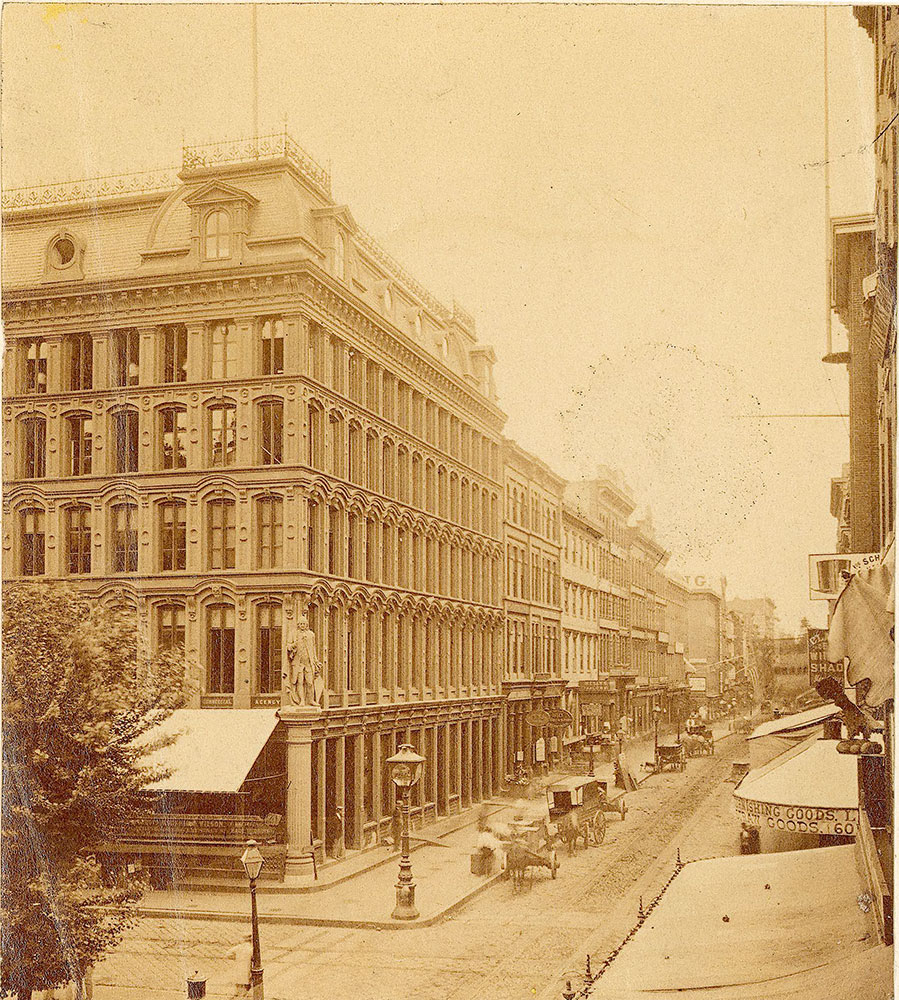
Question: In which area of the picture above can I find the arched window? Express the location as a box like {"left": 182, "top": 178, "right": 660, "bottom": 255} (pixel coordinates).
{"left": 209, "top": 403, "right": 236, "bottom": 467}
{"left": 157, "top": 604, "right": 185, "bottom": 652}
{"left": 112, "top": 408, "right": 139, "bottom": 474}
{"left": 329, "top": 411, "right": 346, "bottom": 479}
{"left": 21, "top": 416, "right": 46, "bottom": 479}
{"left": 366, "top": 431, "right": 380, "bottom": 492}
{"left": 207, "top": 498, "right": 236, "bottom": 570}
{"left": 381, "top": 439, "right": 395, "bottom": 497}
{"left": 207, "top": 604, "right": 235, "bottom": 693}
{"left": 66, "top": 413, "right": 92, "bottom": 477}
{"left": 257, "top": 603, "right": 282, "bottom": 694}
{"left": 159, "top": 406, "right": 188, "bottom": 470}
{"left": 65, "top": 505, "right": 91, "bottom": 575}
{"left": 111, "top": 503, "right": 138, "bottom": 574}
{"left": 307, "top": 402, "right": 325, "bottom": 469}
{"left": 20, "top": 507, "right": 45, "bottom": 576}
{"left": 348, "top": 422, "right": 363, "bottom": 484}
{"left": 259, "top": 400, "right": 283, "bottom": 465}
{"left": 160, "top": 500, "right": 187, "bottom": 571}
{"left": 257, "top": 495, "right": 283, "bottom": 569}
{"left": 204, "top": 210, "right": 231, "bottom": 261}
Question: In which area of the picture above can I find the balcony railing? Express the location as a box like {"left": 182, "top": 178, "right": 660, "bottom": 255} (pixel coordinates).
{"left": 114, "top": 813, "right": 282, "bottom": 845}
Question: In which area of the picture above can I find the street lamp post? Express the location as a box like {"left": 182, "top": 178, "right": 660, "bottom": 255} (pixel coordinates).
{"left": 240, "top": 840, "right": 265, "bottom": 1000}
{"left": 386, "top": 743, "right": 426, "bottom": 920}
{"left": 653, "top": 705, "right": 663, "bottom": 757}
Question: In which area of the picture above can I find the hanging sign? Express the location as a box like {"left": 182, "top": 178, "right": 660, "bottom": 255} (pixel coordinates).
{"left": 807, "top": 627, "right": 840, "bottom": 686}
{"left": 525, "top": 709, "right": 552, "bottom": 728}
{"left": 547, "top": 708, "right": 573, "bottom": 727}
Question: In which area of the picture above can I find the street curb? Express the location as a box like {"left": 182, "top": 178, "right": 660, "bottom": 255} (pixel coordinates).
{"left": 135, "top": 868, "right": 508, "bottom": 930}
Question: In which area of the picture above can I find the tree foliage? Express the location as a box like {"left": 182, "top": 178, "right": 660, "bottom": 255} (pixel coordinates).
{"left": 2, "top": 583, "right": 186, "bottom": 999}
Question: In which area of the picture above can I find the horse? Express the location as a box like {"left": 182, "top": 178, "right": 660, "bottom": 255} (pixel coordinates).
{"left": 555, "top": 808, "right": 591, "bottom": 854}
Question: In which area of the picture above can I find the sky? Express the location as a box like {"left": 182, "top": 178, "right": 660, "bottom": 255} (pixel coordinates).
{"left": 1, "top": 3, "right": 876, "bottom": 632}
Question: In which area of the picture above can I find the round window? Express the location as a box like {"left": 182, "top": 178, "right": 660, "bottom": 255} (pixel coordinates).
{"left": 52, "top": 237, "right": 76, "bottom": 267}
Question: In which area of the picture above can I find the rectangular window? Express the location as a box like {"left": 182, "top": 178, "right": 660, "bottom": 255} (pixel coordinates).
{"left": 160, "top": 503, "right": 187, "bottom": 571}
{"left": 207, "top": 605, "right": 235, "bottom": 693}
{"left": 112, "top": 505, "right": 138, "bottom": 574}
{"left": 158, "top": 605, "right": 185, "bottom": 651}
{"left": 307, "top": 500, "right": 319, "bottom": 571}
{"left": 69, "top": 333, "right": 93, "bottom": 390}
{"left": 162, "top": 325, "right": 188, "bottom": 383}
{"left": 113, "top": 410, "right": 139, "bottom": 474}
{"left": 68, "top": 415, "right": 92, "bottom": 476}
{"left": 258, "top": 497, "right": 283, "bottom": 569}
{"left": 257, "top": 604, "right": 282, "bottom": 694}
{"left": 328, "top": 506, "right": 342, "bottom": 575}
{"left": 23, "top": 419, "right": 46, "bottom": 479}
{"left": 21, "top": 509, "right": 45, "bottom": 576}
{"left": 111, "top": 329, "right": 140, "bottom": 387}
{"left": 24, "top": 338, "right": 47, "bottom": 394}
{"left": 260, "top": 317, "right": 284, "bottom": 376}
{"left": 210, "top": 321, "right": 237, "bottom": 379}
{"left": 260, "top": 401, "right": 283, "bottom": 465}
{"left": 161, "top": 408, "right": 187, "bottom": 469}
{"left": 66, "top": 506, "right": 91, "bottom": 575}
{"left": 309, "top": 321, "right": 327, "bottom": 382}
{"left": 208, "top": 500, "right": 236, "bottom": 570}
{"left": 210, "top": 406, "right": 236, "bottom": 466}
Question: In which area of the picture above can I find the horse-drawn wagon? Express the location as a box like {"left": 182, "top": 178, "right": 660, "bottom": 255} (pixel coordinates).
{"left": 546, "top": 776, "right": 627, "bottom": 853}
{"left": 501, "top": 815, "right": 559, "bottom": 889}
{"left": 654, "top": 742, "right": 687, "bottom": 772}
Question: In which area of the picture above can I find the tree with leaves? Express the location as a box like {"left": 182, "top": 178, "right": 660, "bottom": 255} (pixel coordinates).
{"left": 2, "top": 583, "right": 185, "bottom": 1000}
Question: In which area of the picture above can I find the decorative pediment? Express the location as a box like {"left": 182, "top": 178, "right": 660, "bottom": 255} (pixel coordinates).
{"left": 311, "top": 204, "right": 358, "bottom": 234}
{"left": 183, "top": 181, "right": 258, "bottom": 209}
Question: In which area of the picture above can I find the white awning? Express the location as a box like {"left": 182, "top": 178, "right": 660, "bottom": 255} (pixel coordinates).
{"left": 748, "top": 704, "right": 840, "bottom": 740}
{"left": 140, "top": 709, "right": 280, "bottom": 793}
{"left": 593, "top": 845, "right": 890, "bottom": 999}
{"left": 733, "top": 736, "right": 859, "bottom": 836}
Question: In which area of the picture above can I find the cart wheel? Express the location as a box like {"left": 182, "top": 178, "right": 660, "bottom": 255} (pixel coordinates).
{"left": 594, "top": 812, "right": 607, "bottom": 845}
{"left": 551, "top": 850, "right": 558, "bottom": 878}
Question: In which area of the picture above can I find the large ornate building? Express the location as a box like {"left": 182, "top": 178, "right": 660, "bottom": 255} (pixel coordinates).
{"left": 2, "top": 133, "right": 507, "bottom": 878}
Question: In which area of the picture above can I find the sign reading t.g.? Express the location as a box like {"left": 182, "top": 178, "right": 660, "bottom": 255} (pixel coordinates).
{"left": 807, "top": 627, "right": 841, "bottom": 686}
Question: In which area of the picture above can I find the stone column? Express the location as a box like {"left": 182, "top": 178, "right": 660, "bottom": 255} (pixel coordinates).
{"left": 278, "top": 704, "right": 321, "bottom": 884}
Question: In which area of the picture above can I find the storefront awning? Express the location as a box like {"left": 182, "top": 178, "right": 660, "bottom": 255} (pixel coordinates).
{"left": 140, "top": 708, "right": 280, "bottom": 793}
{"left": 748, "top": 704, "right": 840, "bottom": 740}
{"left": 593, "top": 845, "right": 891, "bottom": 999}
{"left": 733, "top": 736, "right": 858, "bottom": 836}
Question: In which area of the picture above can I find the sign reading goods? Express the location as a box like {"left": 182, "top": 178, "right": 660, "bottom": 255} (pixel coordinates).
{"left": 733, "top": 797, "right": 857, "bottom": 836}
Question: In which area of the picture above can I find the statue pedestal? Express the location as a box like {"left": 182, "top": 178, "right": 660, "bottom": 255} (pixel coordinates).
{"left": 278, "top": 704, "right": 321, "bottom": 884}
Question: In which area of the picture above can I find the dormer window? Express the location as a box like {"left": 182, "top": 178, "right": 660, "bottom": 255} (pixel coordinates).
{"left": 204, "top": 210, "right": 232, "bottom": 260}
{"left": 335, "top": 230, "right": 347, "bottom": 280}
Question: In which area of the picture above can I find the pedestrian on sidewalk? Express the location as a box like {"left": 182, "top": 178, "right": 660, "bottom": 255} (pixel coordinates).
{"left": 225, "top": 934, "right": 253, "bottom": 996}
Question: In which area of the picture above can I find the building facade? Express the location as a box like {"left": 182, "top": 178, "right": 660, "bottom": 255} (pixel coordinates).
{"left": 2, "top": 134, "right": 508, "bottom": 877}
{"left": 561, "top": 504, "right": 603, "bottom": 737}
{"left": 501, "top": 442, "right": 565, "bottom": 770}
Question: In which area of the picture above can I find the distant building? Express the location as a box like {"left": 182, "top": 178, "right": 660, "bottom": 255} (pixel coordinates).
{"left": 502, "top": 441, "right": 565, "bottom": 770}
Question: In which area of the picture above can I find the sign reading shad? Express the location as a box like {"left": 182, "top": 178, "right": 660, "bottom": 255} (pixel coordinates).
{"left": 734, "top": 797, "right": 857, "bottom": 836}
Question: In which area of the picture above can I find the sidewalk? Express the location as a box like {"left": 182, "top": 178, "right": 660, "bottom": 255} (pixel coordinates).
{"left": 138, "top": 797, "right": 543, "bottom": 930}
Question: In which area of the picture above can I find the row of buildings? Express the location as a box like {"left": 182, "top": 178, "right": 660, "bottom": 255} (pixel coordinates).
{"left": 1, "top": 132, "right": 767, "bottom": 879}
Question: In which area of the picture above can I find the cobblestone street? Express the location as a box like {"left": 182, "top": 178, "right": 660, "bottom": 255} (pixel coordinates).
{"left": 94, "top": 735, "right": 769, "bottom": 1000}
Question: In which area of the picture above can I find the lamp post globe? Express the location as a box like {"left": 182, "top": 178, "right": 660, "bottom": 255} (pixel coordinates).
{"left": 240, "top": 840, "right": 265, "bottom": 1000}
{"left": 386, "top": 744, "right": 426, "bottom": 920}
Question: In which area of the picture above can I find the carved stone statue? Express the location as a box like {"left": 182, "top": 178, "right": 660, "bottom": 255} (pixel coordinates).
{"left": 283, "top": 612, "right": 324, "bottom": 708}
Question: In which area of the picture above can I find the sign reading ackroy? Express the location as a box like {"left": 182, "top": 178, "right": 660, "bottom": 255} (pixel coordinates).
{"left": 734, "top": 796, "right": 857, "bottom": 836}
